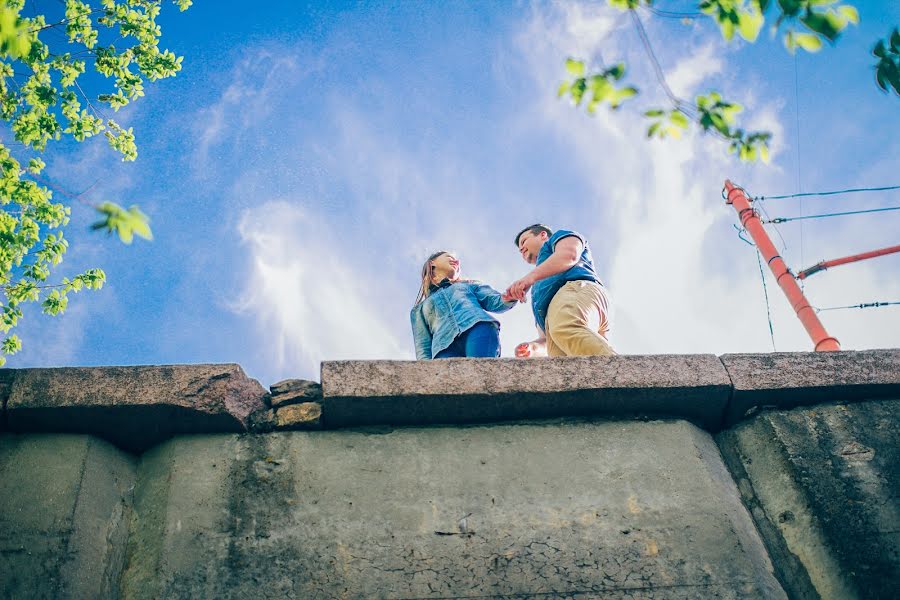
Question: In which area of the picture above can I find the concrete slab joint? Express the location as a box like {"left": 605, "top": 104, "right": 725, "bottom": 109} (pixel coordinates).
{"left": 720, "top": 349, "right": 900, "bottom": 426}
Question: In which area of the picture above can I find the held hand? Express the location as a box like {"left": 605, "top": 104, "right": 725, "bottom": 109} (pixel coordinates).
{"left": 504, "top": 274, "right": 535, "bottom": 303}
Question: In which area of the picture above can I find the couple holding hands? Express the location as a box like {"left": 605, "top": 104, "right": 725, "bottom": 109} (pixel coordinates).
{"left": 411, "top": 224, "right": 615, "bottom": 360}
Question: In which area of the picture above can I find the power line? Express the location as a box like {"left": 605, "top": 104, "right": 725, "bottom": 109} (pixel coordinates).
{"left": 629, "top": 10, "right": 690, "bottom": 112}
{"left": 644, "top": 7, "right": 704, "bottom": 20}
{"left": 762, "top": 205, "right": 900, "bottom": 224}
{"left": 793, "top": 53, "right": 805, "bottom": 291}
{"left": 756, "top": 249, "right": 777, "bottom": 351}
{"left": 816, "top": 301, "right": 900, "bottom": 312}
{"left": 754, "top": 185, "right": 900, "bottom": 201}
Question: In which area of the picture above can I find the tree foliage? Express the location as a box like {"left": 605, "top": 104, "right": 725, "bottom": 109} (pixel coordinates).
{"left": 558, "top": 0, "right": 891, "bottom": 162}
{"left": 0, "top": 0, "right": 190, "bottom": 365}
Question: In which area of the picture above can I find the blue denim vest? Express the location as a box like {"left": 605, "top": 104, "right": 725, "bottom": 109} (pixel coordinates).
{"left": 410, "top": 281, "right": 516, "bottom": 360}
{"left": 530, "top": 230, "right": 601, "bottom": 330}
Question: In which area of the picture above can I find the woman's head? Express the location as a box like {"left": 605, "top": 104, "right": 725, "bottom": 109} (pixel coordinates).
{"left": 415, "top": 250, "right": 461, "bottom": 305}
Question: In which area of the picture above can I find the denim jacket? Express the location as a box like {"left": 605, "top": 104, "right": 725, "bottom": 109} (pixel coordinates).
{"left": 410, "top": 281, "right": 516, "bottom": 360}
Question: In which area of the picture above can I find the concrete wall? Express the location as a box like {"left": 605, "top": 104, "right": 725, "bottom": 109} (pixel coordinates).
{"left": 0, "top": 435, "right": 135, "bottom": 600}
{"left": 117, "top": 421, "right": 784, "bottom": 599}
{"left": 0, "top": 351, "right": 897, "bottom": 599}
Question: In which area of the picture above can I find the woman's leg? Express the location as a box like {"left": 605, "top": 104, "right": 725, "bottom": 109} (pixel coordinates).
{"left": 463, "top": 322, "right": 501, "bottom": 357}
{"left": 434, "top": 336, "right": 465, "bottom": 358}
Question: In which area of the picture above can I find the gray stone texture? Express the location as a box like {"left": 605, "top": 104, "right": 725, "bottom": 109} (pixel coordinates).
{"left": 3, "top": 364, "right": 268, "bottom": 452}
{"left": 0, "top": 434, "right": 136, "bottom": 600}
{"left": 321, "top": 355, "right": 732, "bottom": 430}
{"left": 720, "top": 349, "right": 900, "bottom": 426}
{"left": 716, "top": 399, "right": 900, "bottom": 600}
{"left": 118, "top": 420, "right": 785, "bottom": 599}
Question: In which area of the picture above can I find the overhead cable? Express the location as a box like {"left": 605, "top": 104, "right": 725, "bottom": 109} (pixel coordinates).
{"left": 754, "top": 185, "right": 900, "bottom": 202}
{"left": 816, "top": 301, "right": 900, "bottom": 312}
{"left": 761, "top": 205, "right": 900, "bottom": 224}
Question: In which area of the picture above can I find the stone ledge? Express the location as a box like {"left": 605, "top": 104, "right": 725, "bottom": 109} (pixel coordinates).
{"left": 720, "top": 349, "right": 900, "bottom": 426}
{"left": 1, "top": 364, "right": 267, "bottom": 453}
{"left": 321, "top": 354, "right": 732, "bottom": 430}
{"left": 1, "top": 351, "right": 897, "bottom": 447}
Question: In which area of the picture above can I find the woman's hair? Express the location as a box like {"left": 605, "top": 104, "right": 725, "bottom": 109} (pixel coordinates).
{"left": 414, "top": 250, "right": 451, "bottom": 306}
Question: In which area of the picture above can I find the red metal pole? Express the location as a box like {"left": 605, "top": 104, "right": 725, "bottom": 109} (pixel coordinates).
{"left": 724, "top": 180, "right": 840, "bottom": 352}
{"left": 797, "top": 244, "right": 900, "bottom": 280}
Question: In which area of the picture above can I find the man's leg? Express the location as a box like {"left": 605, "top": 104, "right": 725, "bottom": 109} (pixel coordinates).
{"left": 545, "top": 281, "right": 615, "bottom": 357}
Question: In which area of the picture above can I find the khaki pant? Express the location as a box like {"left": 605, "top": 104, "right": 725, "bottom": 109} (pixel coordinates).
{"left": 545, "top": 280, "right": 615, "bottom": 357}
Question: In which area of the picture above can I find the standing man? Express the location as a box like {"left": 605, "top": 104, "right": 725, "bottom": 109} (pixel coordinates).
{"left": 503, "top": 224, "right": 614, "bottom": 358}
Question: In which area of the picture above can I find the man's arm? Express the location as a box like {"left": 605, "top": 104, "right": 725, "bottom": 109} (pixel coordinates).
{"left": 503, "top": 235, "right": 583, "bottom": 302}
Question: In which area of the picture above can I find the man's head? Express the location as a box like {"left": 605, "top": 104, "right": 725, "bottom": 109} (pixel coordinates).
{"left": 514, "top": 224, "right": 552, "bottom": 265}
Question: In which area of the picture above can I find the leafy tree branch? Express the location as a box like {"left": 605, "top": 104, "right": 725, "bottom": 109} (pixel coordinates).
{"left": 558, "top": 0, "right": 879, "bottom": 163}
{"left": 0, "top": 0, "right": 190, "bottom": 365}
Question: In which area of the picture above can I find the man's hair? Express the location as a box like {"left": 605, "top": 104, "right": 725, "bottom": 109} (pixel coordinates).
{"left": 514, "top": 224, "right": 553, "bottom": 247}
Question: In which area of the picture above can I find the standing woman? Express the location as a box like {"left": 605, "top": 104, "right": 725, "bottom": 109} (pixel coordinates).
{"left": 411, "top": 251, "right": 516, "bottom": 359}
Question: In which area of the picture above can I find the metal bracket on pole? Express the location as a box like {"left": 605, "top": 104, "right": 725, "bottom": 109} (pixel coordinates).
{"left": 724, "top": 180, "right": 840, "bottom": 352}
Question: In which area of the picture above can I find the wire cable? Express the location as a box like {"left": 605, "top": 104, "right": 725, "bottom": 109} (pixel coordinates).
{"left": 816, "top": 301, "right": 900, "bottom": 312}
{"left": 762, "top": 205, "right": 900, "bottom": 224}
{"left": 644, "top": 6, "right": 704, "bottom": 20}
{"left": 756, "top": 250, "right": 777, "bottom": 351}
{"left": 754, "top": 185, "right": 900, "bottom": 201}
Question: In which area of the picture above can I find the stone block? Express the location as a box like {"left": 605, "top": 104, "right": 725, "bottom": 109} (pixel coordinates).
{"left": 320, "top": 355, "right": 732, "bottom": 430}
{"left": 0, "top": 434, "right": 136, "bottom": 600}
{"left": 716, "top": 398, "right": 900, "bottom": 600}
{"left": 4, "top": 364, "right": 268, "bottom": 452}
{"left": 274, "top": 402, "right": 322, "bottom": 429}
{"left": 720, "top": 349, "right": 900, "bottom": 426}
{"left": 269, "top": 379, "right": 321, "bottom": 408}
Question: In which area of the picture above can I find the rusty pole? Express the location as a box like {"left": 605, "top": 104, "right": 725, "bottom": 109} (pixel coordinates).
{"left": 797, "top": 243, "right": 900, "bottom": 280}
{"left": 724, "top": 180, "right": 840, "bottom": 352}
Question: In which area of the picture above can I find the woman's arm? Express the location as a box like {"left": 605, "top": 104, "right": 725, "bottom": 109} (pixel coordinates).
{"left": 472, "top": 283, "right": 518, "bottom": 313}
{"left": 410, "top": 306, "right": 433, "bottom": 360}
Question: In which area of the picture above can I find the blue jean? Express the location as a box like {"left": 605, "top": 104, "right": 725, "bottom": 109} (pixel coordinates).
{"left": 435, "top": 322, "right": 501, "bottom": 358}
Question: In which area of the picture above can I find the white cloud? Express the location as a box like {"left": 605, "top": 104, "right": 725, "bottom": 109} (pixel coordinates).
{"left": 234, "top": 201, "right": 410, "bottom": 378}
{"left": 666, "top": 44, "right": 723, "bottom": 99}
{"left": 190, "top": 47, "right": 313, "bottom": 176}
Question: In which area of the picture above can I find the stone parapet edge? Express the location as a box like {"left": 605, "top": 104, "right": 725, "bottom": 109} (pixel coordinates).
{"left": 0, "top": 349, "right": 896, "bottom": 452}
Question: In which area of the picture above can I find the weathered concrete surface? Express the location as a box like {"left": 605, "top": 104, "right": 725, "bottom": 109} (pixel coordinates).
{"left": 720, "top": 349, "right": 900, "bottom": 426}
{"left": 321, "top": 355, "right": 732, "bottom": 430}
{"left": 120, "top": 420, "right": 785, "bottom": 599}
{"left": 716, "top": 399, "right": 900, "bottom": 600}
{"left": 3, "top": 364, "right": 268, "bottom": 452}
{"left": 0, "top": 434, "right": 135, "bottom": 600}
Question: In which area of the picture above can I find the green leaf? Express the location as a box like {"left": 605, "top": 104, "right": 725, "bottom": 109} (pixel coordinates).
{"left": 609, "top": 86, "right": 637, "bottom": 108}
{"left": 2, "top": 334, "right": 21, "bottom": 355}
{"left": 786, "top": 31, "right": 823, "bottom": 52}
{"left": 91, "top": 202, "right": 153, "bottom": 244}
{"left": 838, "top": 5, "right": 859, "bottom": 25}
{"left": 565, "top": 58, "right": 585, "bottom": 77}
{"left": 738, "top": 9, "right": 764, "bottom": 42}
{"left": 670, "top": 111, "right": 690, "bottom": 128}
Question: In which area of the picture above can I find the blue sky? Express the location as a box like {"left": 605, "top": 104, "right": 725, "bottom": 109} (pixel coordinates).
{"left": 10, "top": 1, "right": 900, "bottom": 385}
